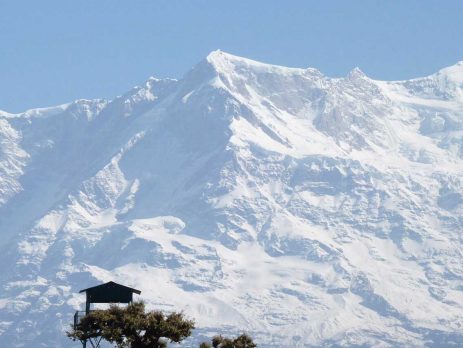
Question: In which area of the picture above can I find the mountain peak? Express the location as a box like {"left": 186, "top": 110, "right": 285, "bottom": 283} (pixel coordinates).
{"left": 206, "top": 49, "right": 235, "bottom": 62}
{"left": 205, "top": 50, "right": 263, "bottom": 72}
{"left": 204, "top": 50, "right": 239, "bottom": 74}
{"left": 203, "top": 50, "right": 322, "bottom": 79}
{"left": 437, "top": 60, "right": 463, "bottom": 84}
{"left": 347, "top": 67, "right": 368, "bottom": 80}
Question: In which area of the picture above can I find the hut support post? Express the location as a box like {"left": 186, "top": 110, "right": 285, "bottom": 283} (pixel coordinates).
{"left": 82, "top": 299, "right": 91, "bottom": 348}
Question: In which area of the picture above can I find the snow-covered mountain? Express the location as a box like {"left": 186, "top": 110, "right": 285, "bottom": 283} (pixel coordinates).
{"left": 1, "top": 51, "right": 462, "bottom": 347}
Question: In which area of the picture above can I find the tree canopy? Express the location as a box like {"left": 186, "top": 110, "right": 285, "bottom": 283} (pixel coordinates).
{"left": 67, "top": 301, "right": 194, "bottom": 348}
{"left": 199, "top": 334, "right": 257, "bottom": 348}
{"left": 68, "top": 301, "right": 257, "bottom": 347}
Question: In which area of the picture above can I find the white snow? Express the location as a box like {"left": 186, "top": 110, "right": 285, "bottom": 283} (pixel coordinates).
{"left": 0, "top": 51, "right": 462, "bottom": 347}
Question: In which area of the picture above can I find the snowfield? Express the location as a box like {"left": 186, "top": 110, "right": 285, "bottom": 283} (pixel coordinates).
{"left": 0, "top": 51, "right": 462, "bottom": 347}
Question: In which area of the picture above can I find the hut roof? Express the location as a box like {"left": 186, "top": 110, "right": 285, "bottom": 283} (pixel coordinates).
{"left": 79, "top": 281, "right": 141, "bottom": 303}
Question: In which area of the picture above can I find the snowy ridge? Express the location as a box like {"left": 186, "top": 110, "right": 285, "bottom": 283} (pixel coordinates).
{"left": 0, "top": 51, "right": 462, "bottom": 347}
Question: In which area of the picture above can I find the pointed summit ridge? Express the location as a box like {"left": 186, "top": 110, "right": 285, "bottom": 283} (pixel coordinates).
{"left": 204, "top": 49, "right": 274, "bottom": 73}
{"left": 347, "top": 67, "right": 368, "bottom": 80}
{"left": 206, "top": 49, "right": 234, "bottom": 62}
{"left": 205, "top": 49, "right": 238, "bottom": 73}
{"left": 437, "top": 60, "right": 463, "bottom": 84}
{"left": 206, "top": 49, "right": 259, "bottom": 65}
{"left": 204, "top": 49, "right": 314, "bottom": 75}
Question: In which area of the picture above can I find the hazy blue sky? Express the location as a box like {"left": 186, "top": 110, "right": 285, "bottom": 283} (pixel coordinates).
{"left": 1, "top": 0, "right": 462, "bottom": 112}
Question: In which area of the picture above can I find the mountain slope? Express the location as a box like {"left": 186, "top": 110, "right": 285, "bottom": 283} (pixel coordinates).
{"left": 0, "top": 51, "right": 462, "bottom": 347}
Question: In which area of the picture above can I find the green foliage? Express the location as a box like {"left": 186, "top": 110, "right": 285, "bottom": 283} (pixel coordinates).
{"left": 201, "top": 333, "right": 257, "bottom": 348}
{"left": 68, "top": 301, "right": 256, "bottom": 348}
{"left": 199, "top": 343, "right": 212, "bottom": 348}
{"left": 67, "top": 301, "right": 194, "bottom": 348}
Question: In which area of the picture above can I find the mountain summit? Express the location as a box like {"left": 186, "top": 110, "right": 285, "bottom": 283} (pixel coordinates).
{"left": 0, "top": 52, "right": 462, "bottom": 347}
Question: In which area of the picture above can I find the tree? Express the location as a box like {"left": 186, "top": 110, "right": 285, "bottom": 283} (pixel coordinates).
{"left": 200, "top": 334, "right": 257, "bottom": 348}
{"left": 67, "top": 301, "right": 194, "bottom": 348}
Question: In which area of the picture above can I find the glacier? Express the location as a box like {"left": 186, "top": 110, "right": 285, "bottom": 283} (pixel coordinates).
{"left": 0, "top": 51, "right": 462, "bottom": 347}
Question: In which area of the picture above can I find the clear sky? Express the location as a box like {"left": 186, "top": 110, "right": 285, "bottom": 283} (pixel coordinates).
{"left": 1, "top": 0, "right": 463, "bottom": 112}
